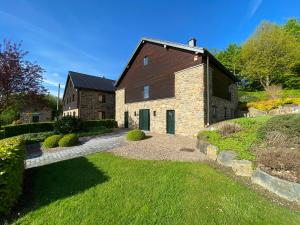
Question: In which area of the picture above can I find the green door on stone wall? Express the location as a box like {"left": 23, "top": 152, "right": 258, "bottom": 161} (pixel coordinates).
{"left": 139, "top": 109, "right": 150, "bottom": 131}
{"left": 166, "top": 110, "right": 175, "bottom": 134}
{"left": 124, "top": 111, "right": 129, "bottom": 128}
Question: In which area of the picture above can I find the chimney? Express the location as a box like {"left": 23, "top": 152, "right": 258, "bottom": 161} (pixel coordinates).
{"left": 188, "top": 38, "right": 196, "bottom": 47}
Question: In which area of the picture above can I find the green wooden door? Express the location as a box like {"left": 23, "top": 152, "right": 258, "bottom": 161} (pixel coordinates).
{"left": 124, "top": 111, "right": 129, "bottom": 128}
{"left": 166, "top": 110, "right": 175, "bottom": 134}
{"left": 139, "top": 109, "right": 150, "bottom": 131}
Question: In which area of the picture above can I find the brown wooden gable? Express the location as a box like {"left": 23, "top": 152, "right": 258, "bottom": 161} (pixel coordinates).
{"left": 117, "top": 42, "right": 203, "bottom": 103}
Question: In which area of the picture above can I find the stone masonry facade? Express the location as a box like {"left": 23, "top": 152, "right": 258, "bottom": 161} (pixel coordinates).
{"left": 116, "top": 64, "right": 205, "bottom": 136}
{"left": 79, "top": 90, "right": 115, "bottom": 120}
{"left": 116, "top": 64, "right": 238, "bottom": 136}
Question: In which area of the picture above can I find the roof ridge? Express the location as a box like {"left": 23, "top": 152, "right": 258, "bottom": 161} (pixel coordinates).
{"left": 69, "top": 71, "right": 115, "bottom": 82}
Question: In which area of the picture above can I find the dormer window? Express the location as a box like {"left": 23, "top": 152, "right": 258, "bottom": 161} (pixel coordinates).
{"left": 143, "top": 56, "right": 149, "bottom": 66}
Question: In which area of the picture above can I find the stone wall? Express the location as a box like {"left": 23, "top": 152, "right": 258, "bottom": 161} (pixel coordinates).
{"left": 20, "top": 107, "right": 52, "bottom": 123}
{"left": 79, "top": 90, "right": 115, "bottom": 120}
{"left": 116, "top": 64, "right": 205, "bottom": 136}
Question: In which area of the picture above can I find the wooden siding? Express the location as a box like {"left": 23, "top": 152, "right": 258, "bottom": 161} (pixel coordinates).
{"left": 212, "top": 65, "right": 234, "bottom": 100}
{"left": 117, "top": 42, "right": 202, "bottom": 103}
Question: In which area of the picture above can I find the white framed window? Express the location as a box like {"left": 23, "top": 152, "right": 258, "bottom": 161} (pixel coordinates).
{"left": 143, "top": 56, "right": 149, "bottom": 66}
{"left": 144, "top": 85, "right": 149, "bottom": 99}
{"left": 98, "top": 94, "right": 105, "bottom": 103}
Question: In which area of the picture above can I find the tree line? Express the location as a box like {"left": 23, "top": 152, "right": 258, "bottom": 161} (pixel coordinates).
{"left": 215, "top": 18, "right": 300, "bottom": 91}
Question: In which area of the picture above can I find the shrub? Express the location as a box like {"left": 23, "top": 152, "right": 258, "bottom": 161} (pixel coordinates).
{"left": 0, "top": 137, "right": 25, "bottom": 215}
{"left": 218, "top": 123, "right": 241, "bottom": 137}
{"left": 246, "top": 98, "right": 300, "bottom": 111}
{"left": 126, "top": 129, "right": 145, "bottom": 141}
{"left": 81, "top": 119, "right": 118, "bottom": 129}
{"left": 3, "top": 122, "right": 54, "bottom": 138}
{"left": 43, "top": 134, "right": 63, "bottom": 148}
{"left": 0, "top": 106, "right": 20, "bottom": 126}
{"left": 21, "top": 132, "right": 55, "bottom": 145}
{"left": 58, "top": 134, "right": 79, "bottom": 147}
{"left": 54, "top": 116, "right": 82, "bottom": 134}
{"left": 265, "top": 85, "right": 283, "bottom": 99}
{"left": 257, "top": 114, "right": 300, "bottom": 141}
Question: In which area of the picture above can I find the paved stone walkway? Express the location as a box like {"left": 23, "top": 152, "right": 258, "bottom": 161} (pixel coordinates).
{"left": 25, "top": 130, "right": 127, "bottom": 169}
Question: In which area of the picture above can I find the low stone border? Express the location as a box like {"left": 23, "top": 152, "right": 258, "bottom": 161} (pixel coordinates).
{"left": 197, "top": 142, "right": 300, "bottom": 203}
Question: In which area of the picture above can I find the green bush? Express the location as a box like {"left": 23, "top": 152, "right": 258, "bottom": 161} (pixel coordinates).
{"left": 0, "top": 130, "right": 4, "bottom": 140}
{"left": 3, "top": 122, "right": 54, "bottom": 138}
{"left": 0, "top": 137, "right": 25, "bottom": 215}
{"left": 81, "top": 119, "right": 118, "bottom": 129}
{"left": 21, "top": 132, "right": 55, "bottom": 145}
{"left": 126, "top": 129, "right": 145, "bottom": 141}
{"left": 54, "top": 116, "right": 82, "bottom": 134}
{"left": 257, "top": 114, "right": 300, "bottom": 140}
{"left": 0, "top": 106, "right": 20, "bottom": 126}
{"left": 58, "top": 134, "right": 79, "bottom": 147}
{"left": 43, "top": 135, "right": 63, "bottom": 148}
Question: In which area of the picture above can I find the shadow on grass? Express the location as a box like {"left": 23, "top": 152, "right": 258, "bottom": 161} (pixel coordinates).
{"left": 3, "top": 157, "right": 109, "bottom": 224}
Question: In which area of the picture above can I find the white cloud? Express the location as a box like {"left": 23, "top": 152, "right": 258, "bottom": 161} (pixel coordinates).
{"left": 249, "top": 0, "right": 263, "bottom": 18}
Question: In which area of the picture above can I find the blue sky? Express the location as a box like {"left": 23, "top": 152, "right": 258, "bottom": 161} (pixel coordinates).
{"left": 0, "top": 0, "right": 299, "bottom": 96}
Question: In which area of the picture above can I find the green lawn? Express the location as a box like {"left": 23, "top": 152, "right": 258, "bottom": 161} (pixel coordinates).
{"left": 10, "top": 153, "right": 300, "bottom": 225}
{"left": 201, "top": 116, "right": 271, "bottom": 161}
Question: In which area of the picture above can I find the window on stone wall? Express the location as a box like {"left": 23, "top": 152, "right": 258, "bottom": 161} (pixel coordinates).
{"left": 153, "top": 111, "right": 156, "bottom": 116}
{"left": 98, "top": 94, "right": 106, "bottom": 103}
{"left": 99, "top": 111, "right": 105, "bottom": 119}
{"left": 224, "top": 107, "right": 227, "bottom": 119}
{"left": 212, "top": 106, "right": 217, "bottom": 119}
{"left": 72, "top": 94, "right": 75, "bottom": 102}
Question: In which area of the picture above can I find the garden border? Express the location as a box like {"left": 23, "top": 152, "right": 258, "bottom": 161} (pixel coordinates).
{"left": 197, "top": 142, "right": 300, "bottom": 204}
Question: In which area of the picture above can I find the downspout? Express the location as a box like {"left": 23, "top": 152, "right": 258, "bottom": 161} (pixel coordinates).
{"left": 206, "top": 54, "right": 210, "bottom": 126}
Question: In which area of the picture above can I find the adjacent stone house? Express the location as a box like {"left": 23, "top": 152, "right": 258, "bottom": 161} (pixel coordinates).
{"left": 62, "top": 71, "right": 115, "bottom": 120}
{"left": 115, "top": 38, "right": 238, "bottom": 136}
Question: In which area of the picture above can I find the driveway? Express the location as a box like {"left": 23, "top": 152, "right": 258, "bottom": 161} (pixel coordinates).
{"left": 25, "top": 130, "right": 127, "bottom": 169}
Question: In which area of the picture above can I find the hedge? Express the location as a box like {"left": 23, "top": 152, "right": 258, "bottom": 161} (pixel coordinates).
{"left": 81, "top": 119, "right": 117, "bottom": 129}
{"left": 43, "top": 134, "right": 63, "bottom": 148}
{"left": 58, "top": 134, "right": 79, "bottom": 147}
{"left": 2, "top": 122, "right": 54, "bottom": 138}
{"left": 0, "top": 137, "right": 25, "bottom": 215}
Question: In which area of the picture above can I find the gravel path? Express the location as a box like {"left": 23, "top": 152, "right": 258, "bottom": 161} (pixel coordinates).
{"left": 110, "top": 132, "right": 207, "bottom": 162}
{"left": 25, "top": 130, "right": 127, "bottom": 169}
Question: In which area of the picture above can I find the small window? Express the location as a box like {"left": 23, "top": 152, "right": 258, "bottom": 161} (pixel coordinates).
{"left": 98, "top": 94, "right": 106, "bottom": 103}
{"left": 143, "top": 56, "right": 149, "bottom": 66}
{"left": 72, "top": 94, "right": 75, "bottom": 102}
{"left": 224, "top": 107, "right": 227, "bottom": 119}
{"left": 153, "top": 111, "right": 156, "bottom": 116}
{"left": 212, "top": 106, "right": 217, "bottom": 119}
{"left": 144, "top": 85, "right": 149, "bottom": 99}
{"left": 99, "top": 111, "right": 105, "bottom": 119}
{"left": 134, "top": 111, "right": 137, "bottom": 116}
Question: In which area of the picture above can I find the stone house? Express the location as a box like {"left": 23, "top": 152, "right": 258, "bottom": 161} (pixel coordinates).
{"left": 20, "top": 106, "right": 52, "bottom": 123}
{"left": 62, "top": 71, "right": 115, "bottom": 120}
{"left": 115, "top": 38, "right": 238, "bottom": 136}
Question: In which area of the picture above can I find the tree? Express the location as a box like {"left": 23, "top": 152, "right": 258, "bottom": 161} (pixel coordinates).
{"left": 241, "top": 22, "right": 300, "bottom": 90}
{"left": 284, "top": 18, "right": 300, "bottom": 42}
{"left": 215, "top": 43, "right": 242, "bottom": 76}
{"left": 0, "top": 40, "right": 46, "bottom": 110}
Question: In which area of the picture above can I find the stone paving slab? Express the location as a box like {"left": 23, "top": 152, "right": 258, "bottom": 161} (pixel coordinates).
{"left": 25, "top": 131, "right": 127, "bottom": 169}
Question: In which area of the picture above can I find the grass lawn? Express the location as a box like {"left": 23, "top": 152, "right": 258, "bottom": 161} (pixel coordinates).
{"left": 201, "top": 116, "right": 271, "bottom": 161}
{"left": 9, "top": 153, "right": 300, "bottom": 225}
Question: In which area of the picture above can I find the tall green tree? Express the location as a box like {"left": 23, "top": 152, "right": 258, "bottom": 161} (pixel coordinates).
{"left": 241, "top": 21, "right": 300, "bottom": 90}
{"left": 215, "top": 44, "right": 242, "bottom": 76}
{"left": 284, "top": 18, "right": 300, "bottom": 42}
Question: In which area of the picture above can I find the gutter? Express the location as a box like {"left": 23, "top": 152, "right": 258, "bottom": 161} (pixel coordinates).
{"left": 206, "top": 55, "right": 210, "bottom": 126}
